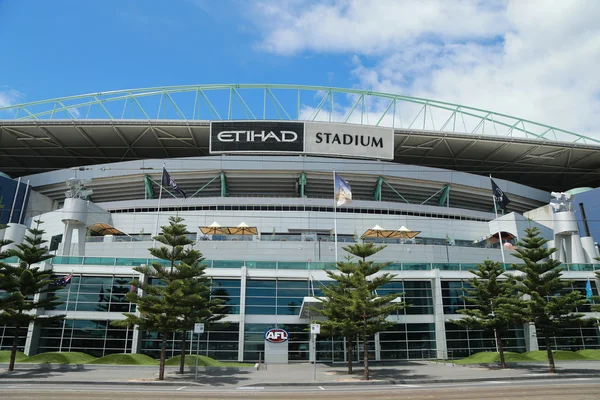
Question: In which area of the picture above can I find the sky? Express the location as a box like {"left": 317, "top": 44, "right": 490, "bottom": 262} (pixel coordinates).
{"left": 1, "top": 0, "right": 599, "bottom": 137}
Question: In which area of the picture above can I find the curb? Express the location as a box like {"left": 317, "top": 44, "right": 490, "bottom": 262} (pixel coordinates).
{"left": 1, "top": 373, "right": 599, "bottom": 387}
{"left": 248, "top": 373, "right": 600, "bottom": 387}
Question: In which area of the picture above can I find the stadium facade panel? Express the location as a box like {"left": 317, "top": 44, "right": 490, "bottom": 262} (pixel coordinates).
{"left": 1, "top": 85, "right": 600, "bottom": 362}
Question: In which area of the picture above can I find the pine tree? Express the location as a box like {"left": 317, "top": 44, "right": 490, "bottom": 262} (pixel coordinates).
{"left": 172, "top": 247, "right": 225, "bottom": 374}
{"left": 0, "top": 220, "right": 64, "bottom": 371}
{"left": 313, "top": 243, "right": 407, "bottom": 379}
{"left": 456, "top": 260, "right": 525, "bottom": 368}
{"left": 512, "top": 227, "right": 585, "bottom": 373}
{"left": 115, "top": 216, "right": 221, "bottom": 380}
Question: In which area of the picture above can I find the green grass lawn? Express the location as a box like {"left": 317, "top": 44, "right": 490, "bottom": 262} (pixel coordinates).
{"left": 21, "top": 352, "right": 97, "bottom": 364}
{"left": 576, "top": 350, "right": 600, "bottom": 360}
{"left": 523, "top": 350, "right": 588, "bottom": 361}
{"left": 166, "top": 355, "right": 254, "bottom": 368}
{"left": 455, "top": 351, "right": 535, "bottom": 364}
{"left": 87, "top": 353, "right": 158, "bottom": 365}
{"left": 0, "top": 350, "right": 28, "bottom": 363}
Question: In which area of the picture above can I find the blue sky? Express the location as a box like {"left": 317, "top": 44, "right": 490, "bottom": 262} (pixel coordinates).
{"left": 0, "top": 0, "right": 348, "bottom": 102}
{"left": 1, "top": 0, "right": 599, "bottom": 136}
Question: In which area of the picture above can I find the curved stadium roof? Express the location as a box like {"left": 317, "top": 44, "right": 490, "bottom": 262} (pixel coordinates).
{"left": 0, "top": 84, "right": 598, "bottom": 191}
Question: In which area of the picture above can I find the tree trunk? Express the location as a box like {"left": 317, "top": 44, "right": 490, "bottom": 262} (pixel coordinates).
{"left": 496, "top": 331, "right": 506, "bottom": 369}
{"left": 8, "top": 330, "right": 20, "bottom": 372}
{"left": 346, "top": 336, "right": 353, "bottom": 374}
{"left": 545, "top": 336, "right": 556, "bottom": 373}
{"left": 159, "top": 332, "right": 168, "bottom": 380}
{"left": 363, "top": 334, "right": 369, "bottom": 380}
{"left": 179, "top": 332, "right": 187, "bottom": 375}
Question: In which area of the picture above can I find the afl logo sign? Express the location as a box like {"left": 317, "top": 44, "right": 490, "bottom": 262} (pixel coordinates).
{"left": 264, "top": 328, "right": 289, "bottom": 343}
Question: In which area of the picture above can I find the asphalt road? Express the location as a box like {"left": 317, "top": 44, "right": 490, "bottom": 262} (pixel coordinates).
{"left": 2, "top": 379, "right": 600, "bottom": 399}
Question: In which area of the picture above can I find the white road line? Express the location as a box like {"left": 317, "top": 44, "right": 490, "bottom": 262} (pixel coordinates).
{"left": 237, "top": 387, "right": 264, "bottom": 390}
{"left": 176, "top": 386, "right": 186, "bottom": 391}
{"left": 395, "top": 384, "right": 422, "bottom": 388}
{"left": 318, "top": 386, "right": 325, "bottom": 390}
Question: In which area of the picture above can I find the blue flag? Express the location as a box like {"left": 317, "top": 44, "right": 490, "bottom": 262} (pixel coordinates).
{"left": 334, "top": 173, "right": 352, "bottom": 207}
{"left": 586, "top": 280, "right": 593, "bottom": 301}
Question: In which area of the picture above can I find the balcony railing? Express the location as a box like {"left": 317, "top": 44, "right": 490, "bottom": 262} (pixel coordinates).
{"left": 2, "top": 256, "right": 598, "bottom": 272}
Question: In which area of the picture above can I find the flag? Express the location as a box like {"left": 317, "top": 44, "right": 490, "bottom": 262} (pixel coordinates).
{"left": 55, "top": 274, "right": 72, "bottom": 287}
{"left": 98, "top": 284, "right": 105, "bottom": 303}
{"left": 586, "top": 280, "right": 593, "bottom": 301}
{"left": 162, "top": 167, "right": 186, "bottom": 198}
{"left": 334, "top": 173, "right": 352, "bottom": 207}
{"left": 491, "top": 178, "right": 510, "bottom": 211}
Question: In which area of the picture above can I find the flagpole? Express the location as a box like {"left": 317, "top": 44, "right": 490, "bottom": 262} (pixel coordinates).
{"left": 490, "top": 175, "right": 506, "bottom": 266}
{"left": 153, "top": 165, "right": 165, "bottom": 248}
{"left": 333, "top": 170, "right": 338, "bottom": 263}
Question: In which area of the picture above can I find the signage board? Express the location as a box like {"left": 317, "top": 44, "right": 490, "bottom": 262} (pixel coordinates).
{"left": 310, "top": 324, "right": 321, "bottom": 335}
{"left": 194, "top": 323, "right": 204, "bottom": 334}
{"left": 264, "top": 328, "right": 289, "bottom": 343}
{"left": 210, "top": 121, "right": 304, "bottom": 154}
{"left": 304, "top": 122, "right": 394, "bottom": 160}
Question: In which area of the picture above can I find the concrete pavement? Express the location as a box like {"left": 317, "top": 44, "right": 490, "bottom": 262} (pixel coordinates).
{"left": 1, "top": 360, "right": 600, "bottom": 387}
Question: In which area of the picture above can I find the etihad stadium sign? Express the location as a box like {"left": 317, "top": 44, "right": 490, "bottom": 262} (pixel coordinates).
{"left": 210, "top": 121, "right": 394, "bottom": 160}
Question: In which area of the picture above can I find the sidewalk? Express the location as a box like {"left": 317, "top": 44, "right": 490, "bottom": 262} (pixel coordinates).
{"left": 1, "top": 361, "right": 600, "bottom": 387}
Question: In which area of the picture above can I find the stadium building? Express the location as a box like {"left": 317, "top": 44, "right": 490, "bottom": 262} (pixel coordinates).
{"left": 1, "top": 84, "right": 600, "bottom": 363}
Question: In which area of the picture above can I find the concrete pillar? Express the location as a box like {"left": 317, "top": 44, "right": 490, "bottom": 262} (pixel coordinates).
{"left": 61, "top": 221, "right": 74, "bottom": 256}
{"left": 23, "top": 261, "right": 53, "bottom": 356}
{"left": 76, "top": 225, "right": 86, "bottom": 256}
{"left": 2, "top": 223, "right": 27, "bottom": 252}
{"left": 237, "top": 265, "right": 247, "bottom": 362}
{"left": 431, "top": 269, "right": 448, "bottom": 359}
{"left": 524, "top": 323, "right": 539, "bottom": 352}
{"left": 130, "top": 271, "right": 145, "bottom": 354}
{"left": 375, "top": 332, "right": 381, "bottom": 361}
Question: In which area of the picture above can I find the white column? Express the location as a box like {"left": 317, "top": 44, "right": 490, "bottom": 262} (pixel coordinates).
{"left": 432, "top": 269, "right": 448, "bottom": 359}
{"left": 237, "top": 264, "right": 247, "bottom": 362}
{"left": 24, "top": 261, "right": 53, "bottom": 355}
{"left": 61, "top": 221, "right": 74, "bottom": 256}
{"left": 130, "top": 271, "right": 146, "bottom": 354}
{"left": 76, "top": 225, "right": 87, "bottom": 256}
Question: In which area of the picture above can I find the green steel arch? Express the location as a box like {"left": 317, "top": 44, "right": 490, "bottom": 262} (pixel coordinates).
{"left": 0, "top": 83, "right": 597, "bottom": 145}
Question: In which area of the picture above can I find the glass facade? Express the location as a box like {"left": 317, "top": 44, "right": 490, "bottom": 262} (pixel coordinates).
{"left": 537, "top": 320, "right": 600, "bottom": 351}
{"left": 245, "top": 279, "right": 310, "bottom": 316}
{"left": 380, "top": 323, "right": 436, "bottom": 360}
{"left": 48, "top": 275, "right": 136, "bottom": 313}
{"left": 140, "top": 323, "right": 240, "bottom": 360}
{"left": 2, "top": 270, "right": 599, "bottom": 362}
{"left": 445, "top": 322, "right": 526, "bottom": 358}
{"left": 38, "top": 319, "right": 134, "bottom": 357}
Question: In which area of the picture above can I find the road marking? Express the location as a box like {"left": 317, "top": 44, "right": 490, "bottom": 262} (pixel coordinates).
{"left": 319, "top": 386, "right": 325, "bottom": 390}
{"left": 237, "top": 387, "right": 264, "bottom": 390}
{"left": 571, "top": 378, "right": 594, "bottom": 381}
{"left": 176, "top": 386, "right": 186, "bottom": 391}
{"left": 395, "top": 384, "right": 422, "bottom": 388}
{"left": 476, "top": 381, "right": 511, "bottom": 385}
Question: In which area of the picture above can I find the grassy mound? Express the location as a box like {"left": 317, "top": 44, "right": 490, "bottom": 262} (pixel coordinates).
{"left": 0, "top": 350, "right": 28, "bottom": 363}
{"left": 88, "top": 353, "right": 158, "bottom": 365}
{"left": 166, "top": 355, "right": 253, "bottom": 368}
{"left": 576, "top": 350, "right": 600, "bottom": 360}
{"left": 22, "top": 351, "right": 97, "bottom": 364}
{"left": 455, "top": 351, "right": 535, "bottom": 364}
{"left": 524, "top": 350, "right": 587, "bottom": 361}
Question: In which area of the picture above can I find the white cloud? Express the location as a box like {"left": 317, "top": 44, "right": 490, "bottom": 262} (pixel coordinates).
{"left": 251, "top": 0, "right": 600, "bottom": 138}
{"left": 0, "top": 88, "right": 24, "bottom": 109}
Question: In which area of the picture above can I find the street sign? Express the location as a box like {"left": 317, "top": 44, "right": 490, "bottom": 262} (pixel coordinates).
{"left": 194, "top": 323, "right": 205, "bottom": 334}
{"left": 310, "top": 324, "right": 321, "bottom": 335}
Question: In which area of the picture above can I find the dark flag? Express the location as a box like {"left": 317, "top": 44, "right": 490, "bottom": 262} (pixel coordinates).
{"left": 55, "top": 274, "right": 72, "bottom": 287}
{"left": 162, "top": 168, "right": 186, "bottom": 198}
{"left": 98, "top": 284, "right": 105, "bottom": 303}
{"left": 491, "top": 178, "right": 510, "bottom": 211}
